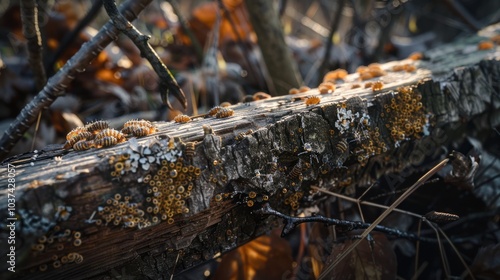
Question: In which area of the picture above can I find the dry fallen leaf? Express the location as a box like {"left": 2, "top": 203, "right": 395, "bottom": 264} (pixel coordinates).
{"left": 213, "top": 230, "right": 293, "bottom": 280}
{"left": 323, "top": 231, "right": 397, "bottom": 280}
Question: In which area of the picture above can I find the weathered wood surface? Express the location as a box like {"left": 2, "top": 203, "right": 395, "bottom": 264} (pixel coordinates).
{"left": 1, "top": 24, "right": 500, "bottom": 279}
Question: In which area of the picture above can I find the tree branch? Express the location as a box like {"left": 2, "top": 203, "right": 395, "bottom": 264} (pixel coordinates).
{"left": 102, "top": 0, "right": 187, "bottom": 110}
{"left": 254, "top": 203, "right": 432, "bottom": 241}
{"left": 0, "top": 0, "right": 153, "bottom": 160}
{"left": 20, "top": 0, "right": 47, "bottom": 90}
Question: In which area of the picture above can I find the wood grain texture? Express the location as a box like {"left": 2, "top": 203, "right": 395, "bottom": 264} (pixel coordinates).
{"left": 1, "top": 23, "right": 500, "bottom": 279}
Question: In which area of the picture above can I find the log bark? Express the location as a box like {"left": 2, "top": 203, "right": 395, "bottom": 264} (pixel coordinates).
{"left": 1, "top": 24, "right": 500, "bottom": 279}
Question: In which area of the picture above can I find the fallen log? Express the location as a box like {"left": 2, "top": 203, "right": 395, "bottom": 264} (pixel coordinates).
{"left": 1, "top": 23, "right": 500, "bottom": 279}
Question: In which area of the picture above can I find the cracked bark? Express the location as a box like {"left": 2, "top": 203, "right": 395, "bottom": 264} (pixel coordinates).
{"left": 1, "top": 24, "right": 500, "bottom": 279}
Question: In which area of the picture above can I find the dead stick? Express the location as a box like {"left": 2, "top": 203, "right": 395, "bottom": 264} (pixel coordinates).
{"left": 0, "top": 0, "right": 153, "bottom": 160}
{"left": 20, "top": 0, "right": 47, "bottom": 90}
{"left": 318, "top": 158, "right": 450, "bottom": 279}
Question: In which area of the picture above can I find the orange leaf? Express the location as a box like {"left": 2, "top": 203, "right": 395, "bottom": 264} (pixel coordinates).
{"left": 214, "top": 230, "right": 293, "bottom": 280}
{"left": 322, "top": 231, "right": 397, "bottom": 280}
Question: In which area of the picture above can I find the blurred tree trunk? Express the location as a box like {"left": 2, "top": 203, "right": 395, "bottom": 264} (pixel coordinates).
{"left": 244, "top": 0, "right": 302, "bottom": 95}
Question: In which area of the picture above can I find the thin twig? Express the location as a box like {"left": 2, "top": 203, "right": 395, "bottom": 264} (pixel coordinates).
{"left": 355, "top": 181, "right": 375, "bottom": 223}
{"left": 314, "top": 182, "right": 475, "bottom": 279}
{"left": 311, "top": 186, "right": 423, "bottom": 219}
{"left": 429, "top": 221, "right": 452, "bottom": 278}
{"left": 318, "top": 158, "right": 450, "bottom": 279}
{"left": 254, "top": 203, "right": 432, "bottom": 242}
{"left": 20, "top": 0, "right": 47, "bottom": 152}
{"left": 0, "top": 0, "right": 153, "bottom": 160}
{"left": 170, "top": 251, "right": 181, "bottom": 280}
{"left": 20, "top": 0, "right": 47, "bottom": 90}
{"left": 413, "top": 220, "right": 422, "bottom": 280}
{"left": 31, "top": 111, "right": 42, "bottom": 151}
{"left": 433, "top": 223, "right": 475, "bottom": 279}
{"left": 102, "top": 0, "right": 187, "bottom": 110}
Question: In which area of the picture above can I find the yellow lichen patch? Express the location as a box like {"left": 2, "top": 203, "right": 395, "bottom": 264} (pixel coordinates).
{"left": 383, "top": 86, "right": 428, "bottom": 143}
{"left": 356, "top": 126, "right": 388, "bottom": 167}
{"left": 97, "top": 194, "right": 147, "bottom": 228}
{"left": 108, "top": 153, "right": 132, "bottom": 176}
{"left": 99, "top": 158, "right": 201, "bottom": 228}
{"left": 283, "top": 191, "right": 303, "bottom": 211}
{"left": 144, "top": 160, "right": 200, "bottom": 219}
{"left": 100, "top": 138, "right": 200, "bottom": 228}
{"left": 31, "top": 227, "right": 84, "bottom": 271}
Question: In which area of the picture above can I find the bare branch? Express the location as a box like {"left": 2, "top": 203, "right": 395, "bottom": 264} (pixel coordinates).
{"left": 102, "top": 0, "right": 187, "bottom": 110}
{"left": 0, "top": 0, "right": 153, "bottom": 160}
{"left": 20, "top": 0, "right": 47, "bottom": 90}
{"left": 254, "top": 203, "right": 432, "bottom": 241}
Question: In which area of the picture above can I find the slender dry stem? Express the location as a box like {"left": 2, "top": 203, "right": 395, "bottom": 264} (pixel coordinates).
{"left": 318, "top": 158, "right": 449, "bottom": 279}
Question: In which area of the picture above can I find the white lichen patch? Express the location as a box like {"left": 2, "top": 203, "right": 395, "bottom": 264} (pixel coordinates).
{"left": 335, "top": 107, "right": 360, "bottom": 134}
{"left": 110, "top": 137, "right": 183, "bottom": 176}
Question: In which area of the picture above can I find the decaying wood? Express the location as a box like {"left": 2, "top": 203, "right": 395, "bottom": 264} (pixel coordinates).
{"left": 1, "top": 24, "right": 500, "bottom": 279}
